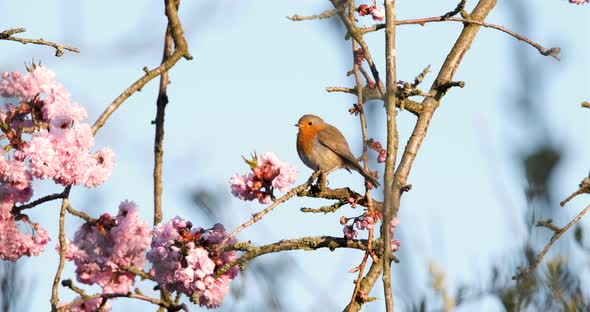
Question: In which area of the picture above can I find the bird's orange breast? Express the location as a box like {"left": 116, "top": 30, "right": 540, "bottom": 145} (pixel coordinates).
{"left": 297, "top": 124, "right": 325, "bottom": 157}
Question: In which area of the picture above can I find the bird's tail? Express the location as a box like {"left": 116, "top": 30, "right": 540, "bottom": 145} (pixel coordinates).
{"left": 360, "top": 168, "right": 381, "bottom": 188}
{"left": 350, "top": 163, "right": 380, "bottom": 188}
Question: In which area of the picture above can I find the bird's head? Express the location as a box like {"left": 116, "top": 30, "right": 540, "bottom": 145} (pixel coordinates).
{"left": 295, "top": 114, "right": 325, "bottom": 130}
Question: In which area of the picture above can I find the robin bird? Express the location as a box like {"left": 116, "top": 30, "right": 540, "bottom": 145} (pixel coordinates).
{"left": 295, "top": 114, "right": 380, "bottom": 188}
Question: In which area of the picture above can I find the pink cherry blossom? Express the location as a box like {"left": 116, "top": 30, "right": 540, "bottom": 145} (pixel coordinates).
{"left": 343, "top": 225, "right": 358, "bottom": 240}
{"left": 147, "top": 218, "right": 238, "bottom": 308}
{"left": 569, "top": 0, "right": 589, "bottom": 4}
{"left": 57, "top": 297, "right": 112, "bottom": 312}
{"left": 229, "top": 152, "right": 297, "bottom": 204}
{"left": 0, "top": 66, "right": 115, "bottom": 189}
{"left": 63, "top": 201, "right": 151, "bottom": 294}
{"left": 0, "top": 196, "right": 49, "bottom": 261}
{"left": 370, "top": 7, "right": 385, "bottom": 21}
{"left": 390, "top": 217, "right": 401, "bottom": 252}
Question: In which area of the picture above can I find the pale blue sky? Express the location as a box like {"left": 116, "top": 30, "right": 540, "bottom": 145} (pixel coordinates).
{"left": 1, "top": 1, "right": 589, "bottom": 311}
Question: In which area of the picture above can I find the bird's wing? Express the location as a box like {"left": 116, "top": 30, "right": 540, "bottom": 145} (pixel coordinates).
{"left": 317, "top": 124, "right": 381, "bottom": 187}
{"left": 316, "top": 125, "right": 359, "bottom": 165}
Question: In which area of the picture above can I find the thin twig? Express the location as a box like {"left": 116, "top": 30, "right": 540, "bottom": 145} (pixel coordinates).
{"left": 536, "top": 219, "right": 560, "bottom": 233}
{"left": 0, "top": 28, "right": 80, "bottom": 57}
{"left": 441, "top": 0, "right": 467, "bottom": 19}
{"left": 50, "top": 186, "right": 71, "bottom": 311}
{"left": 346, "top": 0, "right": 377, "bottom": 307}
{"left": 345, "top": 259, "right": 384, "bottom": 311}
{"left": 66, "top": 205, "right": 95, "bottom": 223}
{"left": 12, "top": 192, "right": 65, "bottom": 213}
{"left": 560, "top": 177, "right": 590, "bottom": 207}
{"left": 61, "top": 279, "right": 87, "bottom": 297}
{"left": 347, "top": 232, "right": 372, "bottom": 312}
{"left": 512, "top": 205, "right": 590, "bottom": 280}
{"left": 330, "top": 0, "right": 386, "bottom": 96}
{"left": 327, "top": 86, "right": 357, "bottom": 94}
{"left": 91, "top": 0, "right": 192, "bottom": 135}
{"left": 120, "top": 266, "right": 154, "bottom": 281}
{"left": 219, "top": 171, "right": 321, "bottom": 247}
{"left": 362, "top": 16, "right": 559, "bottom": 60}
{"left": 153, "top": 10, "right": 174, "bottom": 226}
{"left": 57, "top": 292, "right": 172, "bottom": 312}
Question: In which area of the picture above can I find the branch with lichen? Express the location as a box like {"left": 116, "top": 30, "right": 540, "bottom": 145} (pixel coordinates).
{"left": 217, "top": 236, "right": 382, "bottom": 276}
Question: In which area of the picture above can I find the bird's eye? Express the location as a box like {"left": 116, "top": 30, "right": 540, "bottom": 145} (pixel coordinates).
{"left": 308, "top": 121, "right": 312, "bottom": 126}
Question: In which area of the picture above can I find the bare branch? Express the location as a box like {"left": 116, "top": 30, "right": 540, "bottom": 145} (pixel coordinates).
{"left": 441, "top": 0, "right": 467, "bottom": 19}
{"left": 153, "top": 6, "right": 175, "bottom": 226}
{"left": 0, "top": 28, "right": 79, "bottom": 57}
{"left": 91, "top": 0, "right": 192, "bottom": 135}
{"left": 560, "top": 177, "right": 590, "bottom": 207}
{"left": 12, "top": 192, "right": 65, "bottom": 213}
{"left": 219, "top": 171, "right": 321, "bottom": 247}
{"left": 362, "top": 16, "right": 559, "bottom": 60}
{"left": 513, "top": 205, "right": 590, "bottom": 280}
{"left": 50, "top": 186, "right": 71, "bottom": 311}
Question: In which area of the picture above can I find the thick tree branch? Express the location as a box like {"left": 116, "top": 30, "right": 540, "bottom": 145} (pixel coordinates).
{"left": 153, "top": 5, "right": 175, "bottom": 226}
{"left": 381, "top": 0, "right": 399, "bottom": 311}
{"left": 298, "top": 184, "right": 384, "bottom": 212}
{"left": 345, "top": 259, "right": 383, "bottom": 312}
{"left": 218, "top": 236, "right": 383, "bottom": 276}
{"left": 393, "top": 0, "right": 497, "bottom": 219}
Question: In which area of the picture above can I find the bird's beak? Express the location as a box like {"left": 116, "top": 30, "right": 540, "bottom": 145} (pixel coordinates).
{"left": 294, "top": 124, "right": 298, "bottom": 127}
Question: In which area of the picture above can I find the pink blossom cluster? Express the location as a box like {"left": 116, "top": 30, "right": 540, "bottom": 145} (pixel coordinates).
{"left": 343, "top": 225, "right": 358, "bottom": 240}
{"left": 390, "top": 217, "right": 401, "bottom": 251}
{"left": 341, "top": 210, "right": 400, "bottom": 252}
{"left": 146, "top": 218, "right": 238, "bottom": 309}
{"left": 57, "top": 297, "right": 112, "bottom": 312}
{"left": 0, "top": 66, "right": 115, "bottom": 188}
{"left": 229, "top": 152, "right": 297, "bottom": 204}
{"left": 357, "top": 4, "right": 385, "bottom": 21}
{"left": 569, "top": 0, "right": 588, "bottom": 4}
{"left": 348, "top": 197, "right": 357, "bottom": 208}
{"left": 354, "top": 48, "right": 365, "bottom": 66}
{"left": 370, "top": 140, "right": 386, "bottom": 163}
{"left": 0, "top": 194, "right": 49, "bottom": 261}
{"left": 63, "top": 201, "right": 151, "bottom": 294}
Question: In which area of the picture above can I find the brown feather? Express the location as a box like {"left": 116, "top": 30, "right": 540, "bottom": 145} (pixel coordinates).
{"left": 316, "top": 124, "right": 381, "bottom": 187}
